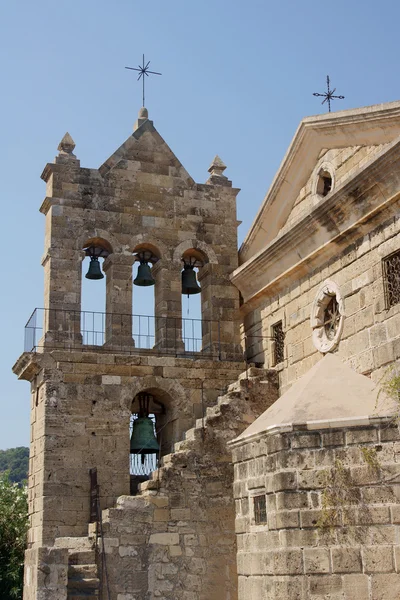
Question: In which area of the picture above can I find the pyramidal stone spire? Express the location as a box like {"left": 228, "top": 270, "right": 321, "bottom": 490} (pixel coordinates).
{"left": 206, "top": 155, "right": 231, "bottom": 187}
{"left": 208, "top": 155, "right": 227, "bottom": 177}
{"left": 57, "top": 132, "right": 76, "bottom": 157}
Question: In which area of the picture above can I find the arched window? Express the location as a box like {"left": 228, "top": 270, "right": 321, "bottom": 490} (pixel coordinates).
{"left": 181, "top": 251, "right": 204, "bottom": 353}
{"left": 316, "top": 168, "right": 334, "bottom": 197}
{"left": 81, "top": 238, "right": 112, "bottom": 346}
{"left": 129, "top": 392, "right": 166, "bottom": 495}
{"left": 132, "top": 245, "right": 160, "bottom": 349}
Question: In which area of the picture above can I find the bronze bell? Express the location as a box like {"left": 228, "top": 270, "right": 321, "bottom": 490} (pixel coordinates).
{"left": 181, "top": 264, "right": 201, "bottom": 295}
{"left": 134, "top": 261, "right": 155, "bottom": 287}
{"left": 85, "top": 256, "right": 104, "bottom": 280}
{"left": 130, "top": 416, "right": 159, "bottom": 455}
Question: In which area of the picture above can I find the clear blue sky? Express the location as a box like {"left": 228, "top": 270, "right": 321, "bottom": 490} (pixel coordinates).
{"left": 1, "top": 0, "right": 400, "bottom": 449}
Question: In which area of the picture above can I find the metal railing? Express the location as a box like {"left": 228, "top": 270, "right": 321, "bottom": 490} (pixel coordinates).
{"left": 23, "top": 308, "right": 244, "bottom": 361}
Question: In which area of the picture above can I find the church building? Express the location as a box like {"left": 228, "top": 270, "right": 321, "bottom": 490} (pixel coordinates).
{"left": 13, "top": 100, "right": 400, "bottom": 600}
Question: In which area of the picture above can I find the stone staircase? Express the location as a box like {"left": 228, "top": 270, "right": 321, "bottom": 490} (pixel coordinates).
{"left": 136, "top": 367, "right": 277, "bottom": 496}
{"left": 54, "top": 536, "right": 100, "bottom": 599}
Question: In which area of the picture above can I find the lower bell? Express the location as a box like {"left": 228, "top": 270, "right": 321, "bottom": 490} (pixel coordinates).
{"left": 130, "top": 416, "right": 160, "bottom": 455}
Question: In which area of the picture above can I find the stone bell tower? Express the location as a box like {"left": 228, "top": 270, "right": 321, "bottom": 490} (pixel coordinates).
{"left": 13, "top": 107, "right": 255, "bottom": 599}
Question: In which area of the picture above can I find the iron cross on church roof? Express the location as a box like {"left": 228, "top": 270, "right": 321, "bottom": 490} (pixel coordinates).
{"left": 313, "top": 76, "right": 345, "bottom": 112}
{"left": 125, "top": 55, "right": 162, "bottom": 107}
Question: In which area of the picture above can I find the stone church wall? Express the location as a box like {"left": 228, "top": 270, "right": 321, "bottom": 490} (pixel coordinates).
{"left": 244, "top": 211, "right": 400, "bottom": 394}
{"left": 232, "top": 422, "right": 400, "bottom": 600}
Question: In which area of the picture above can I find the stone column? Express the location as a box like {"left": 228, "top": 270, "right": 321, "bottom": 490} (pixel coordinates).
{"left": 198, "top": 263, "right": 241, "bottom": 360}
{"left": 103, "top": 253, "right": 135, "bottom": 350}
{"left": 153, "top": 259, "right": 184, "bottom": 353}
{"left": 41, "top": 246, "right": 83, "bottom": 349}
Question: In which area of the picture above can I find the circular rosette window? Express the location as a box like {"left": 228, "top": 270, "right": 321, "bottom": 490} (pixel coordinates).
{"left": 311, "top": 280, "right": 345, "bottom": 353}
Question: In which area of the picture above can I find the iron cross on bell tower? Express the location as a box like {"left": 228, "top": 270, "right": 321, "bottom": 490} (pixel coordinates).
{"left": 125, "top": 54, "right": 162, "bottom": 107}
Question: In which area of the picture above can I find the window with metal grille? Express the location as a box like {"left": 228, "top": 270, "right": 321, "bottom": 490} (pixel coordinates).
{"left": 272, "top": 321, "right": 285, "bottom": 365}
{"left": 383, "top": 250, "right": 400, "bottom": 309}
{"left": 253, "top": 494, "right": 267, "bottom": 525}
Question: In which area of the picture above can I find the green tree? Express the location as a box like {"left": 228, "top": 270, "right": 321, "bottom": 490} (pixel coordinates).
{"left": 0, "top": 472, "right": 28, "bottom": 599}
{"left": 0, "top": 447, "right": 29, "bottom": 485}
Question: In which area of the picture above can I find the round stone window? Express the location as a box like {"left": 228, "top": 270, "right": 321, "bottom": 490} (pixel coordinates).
{"left": 311, "top": 280, "right": 345, "bottom": 353}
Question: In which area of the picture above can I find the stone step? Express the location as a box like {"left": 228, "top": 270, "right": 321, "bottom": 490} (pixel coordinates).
{"left": 67, "top": 576, "right": 100, "bottom": 591}
{"left": 67, "top": 591, "right": 99, "bottom": 599}
{"left": 173, "top": 439, "right": 192, "bottom": 452}
{"left": 68, "top": 564, "right": 98, "bottom": 579}
{"left": 160, "top": 453, "right": 174, "bottom": 466}
{"left": 220, "top": 390, "right": 242, "bottom": 401}
{"left": 69, "top": 550, "right": 97, "bottom": 566}
{"left": 138, "top": 477, "right": 159, "bottom": 492}
{"left": 205, "top": 405, "right": 222, "bottom": 420}
{"left": 54, "top": 536, "right": 94, "bottom": 551}
{"left": 184, "top": 427, "right": 197, "bottom": 441}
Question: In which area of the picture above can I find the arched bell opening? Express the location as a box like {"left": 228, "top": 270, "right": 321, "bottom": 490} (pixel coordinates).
{"left": 181, "top": 249, "right": 206, "bottom": 353}
{"left": 129, "top": 391, "right": 167, "bottom": 495}
{"left": 132, "top": 244, "right": 160, "bottom": 349}
{"left": 81, "top": 238, "right": 112, "bottom": 345}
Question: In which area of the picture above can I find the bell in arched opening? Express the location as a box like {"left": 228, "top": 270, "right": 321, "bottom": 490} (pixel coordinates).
{"left": 84, "top": 246, "right": 107, "bottom": 280}
{"left": 130, "top": 393, "right": 159, "bottom": 464}
{"left": 133, "top": 251, "right": 156, "bottom": 287}
{"left": 181, "top": 257, "right": 201, "bottom": 296}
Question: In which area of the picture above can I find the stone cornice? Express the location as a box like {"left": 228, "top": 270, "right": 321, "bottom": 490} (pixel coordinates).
{"left": 228, "top": 415, "right": 395, "bottom": 448}
{"left": 241, "top": 100, "right": 400, "bottom": 261}
{"left": 12, "top": 352, "right": 43, "bottom": 381}
{"left": 232, "top": 138, "right": 400, "bottom": 310}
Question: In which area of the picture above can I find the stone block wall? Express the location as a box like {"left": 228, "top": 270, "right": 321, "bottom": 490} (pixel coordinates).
{"left": 23, "top": 546, "right": 68, "bottom": 600}
{"left": 232, "top": 422, "right": 400, "bottom": 600}
{"left": 99, "top": 369, "right": 279, "bottom": 600}
{"left": 244, "top": 210, "right": 400, "bottom": 393}
{"left": 14, "top": 349, "right": 244, "bottom": 549}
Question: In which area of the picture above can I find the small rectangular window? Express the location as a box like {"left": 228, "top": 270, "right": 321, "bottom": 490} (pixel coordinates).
{"left": 272, "top": 321, "right": 285, "bottom": 365}
{"left": 383, "top": 250, "right": 400, "bottom": 309}
{"left": 253, "top": 494, "right": 267, "bottom": 525}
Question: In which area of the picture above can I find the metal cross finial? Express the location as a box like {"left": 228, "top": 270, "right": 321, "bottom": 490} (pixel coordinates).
{"left": 125, "top": 54, "right": 162, "bottom": 107}
{"left": 313, "top": 76, "right": 344, "bottom": 112}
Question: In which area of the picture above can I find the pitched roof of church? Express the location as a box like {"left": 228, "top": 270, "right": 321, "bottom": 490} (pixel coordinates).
{"left": 233, "top": 354, "right": 397, "bottom": 444}
{"left": 240, "top": 100, "right": 400, "bottom": 263}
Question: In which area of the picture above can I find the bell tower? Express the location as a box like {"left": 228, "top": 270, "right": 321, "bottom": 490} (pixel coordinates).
{"left": 13, "top": 108, "right": 245, "bottom": 599}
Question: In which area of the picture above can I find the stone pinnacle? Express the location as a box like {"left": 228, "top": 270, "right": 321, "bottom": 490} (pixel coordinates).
{"left": 58, "top": 132, "right": 76, "bottom": 155}
{"left": 208, "top": 155, "right": 227, "bottom": 177}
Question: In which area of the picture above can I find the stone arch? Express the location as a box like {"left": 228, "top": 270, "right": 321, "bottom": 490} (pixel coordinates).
{"left": 79, "top": 231, "right": 122, "bottom": 325}
{"left": 76, "top": 229, "right": 122, "bottom": 254}
{"left": 121, "top": 376, "right": 188, "bottom": 458}
{"left": 129, "top": 234, "right": 170, "bottom": 261}
{"left": 173, "top": 239, "right": 218, "bottom": 265}
{"left": 120, "top": 376, "right": 186, "bottom": 414}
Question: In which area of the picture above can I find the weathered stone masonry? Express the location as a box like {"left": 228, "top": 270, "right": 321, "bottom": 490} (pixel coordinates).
{"left": 232, "top": 422, "right": 400, "bottom": 600}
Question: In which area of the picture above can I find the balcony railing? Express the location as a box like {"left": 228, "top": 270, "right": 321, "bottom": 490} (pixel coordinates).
{"left": 23, "top": 308, "right": 246, "bottom": 361}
